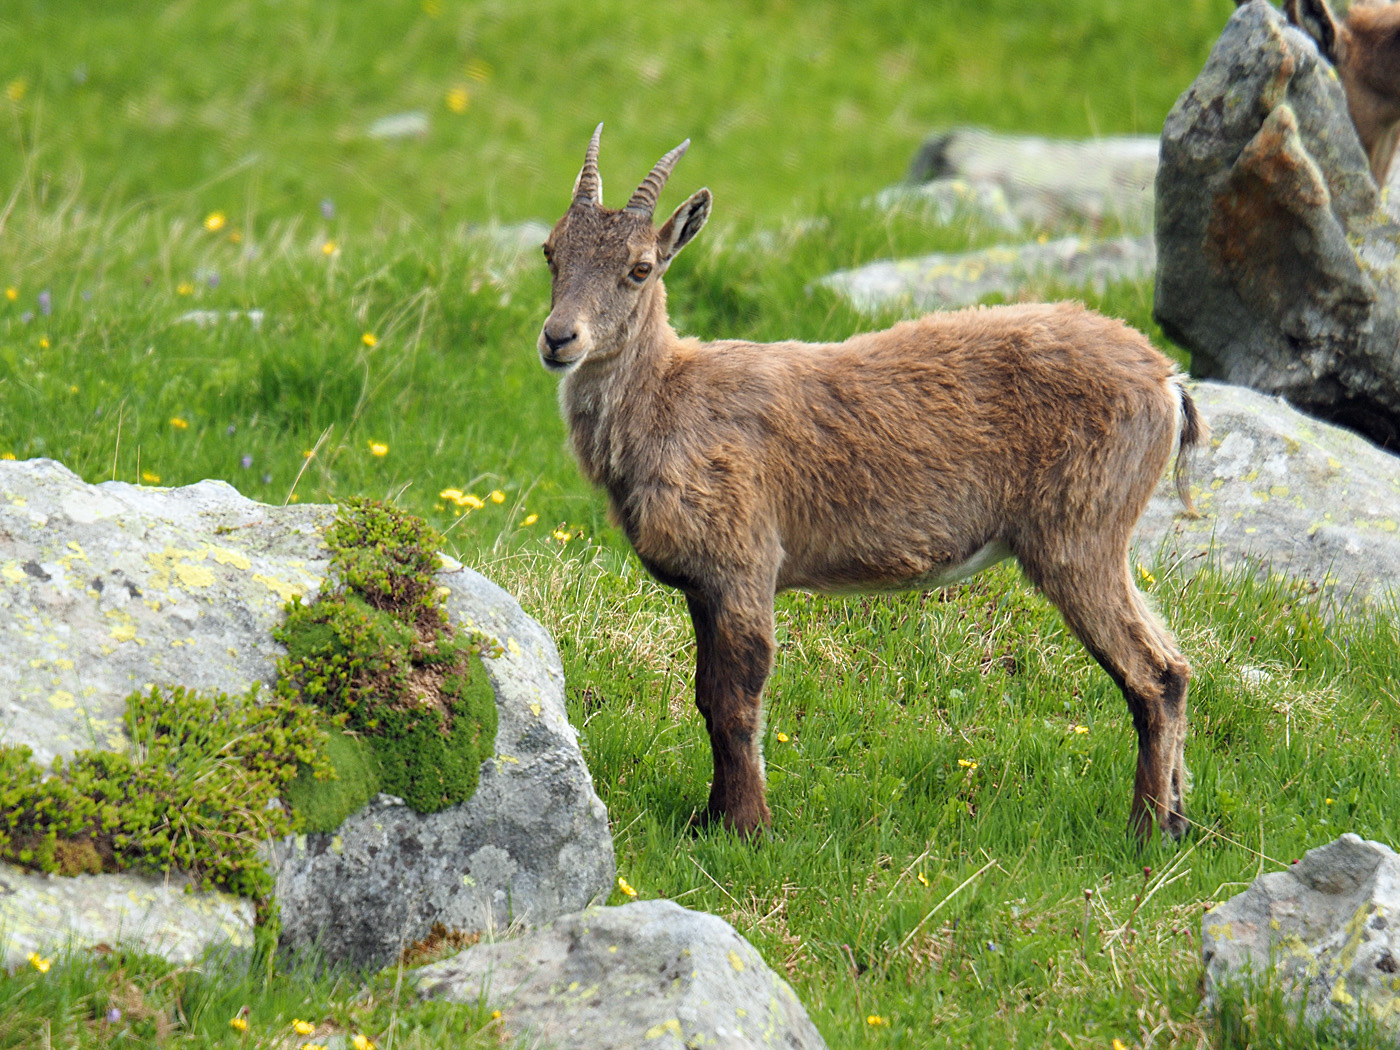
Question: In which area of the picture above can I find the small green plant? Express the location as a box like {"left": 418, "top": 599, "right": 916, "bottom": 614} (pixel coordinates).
{"left": 0, "top": 685, "right": 328, "bottom": 900}
{"left": 275, "top": 498, "right": 502, "bottom": 823}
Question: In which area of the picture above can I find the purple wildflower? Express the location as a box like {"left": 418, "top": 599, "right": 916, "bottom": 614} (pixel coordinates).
{"left": 240, "top": 454, "right": 253, "bottom": 469}
{"left": 105, "top": 1008, "right": 121, "bottom": 1023}
{"left": 38, "top": 289, "right": 51, "bottom": 316}
{"left": 226, "top": 423, "right": 236, "bottom": 436}
{"left": 320, "top": 199, "right": 336, "bottom": 220}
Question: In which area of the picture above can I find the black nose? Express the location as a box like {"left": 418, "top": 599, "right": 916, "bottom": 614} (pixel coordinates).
{"left": 544, "top": 329, "right": 576, "bottom": 353}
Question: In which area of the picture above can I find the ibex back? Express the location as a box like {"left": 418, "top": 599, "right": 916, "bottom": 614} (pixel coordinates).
{"left": 539, "top": 126, "right": 1207, "bottom": 844}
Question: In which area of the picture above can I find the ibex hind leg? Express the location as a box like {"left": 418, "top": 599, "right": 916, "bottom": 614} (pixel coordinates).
{"left": 1018, "top": 547, "right": 1191, "bottom": 845}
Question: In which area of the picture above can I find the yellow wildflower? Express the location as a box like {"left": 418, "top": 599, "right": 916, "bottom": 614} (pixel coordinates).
{"left": 368, "top": 441, "right": 388, "bottom": 457}
{"left": 917, "top": 872, "right": 929, "bottom": 886}
{"left": 170, "top": 417, "right": 189, "bottom": 430}
{"left": 1138, "top": 564, "right": 1156, "bottom": 585}
{"left": 362, "top": 332, "right": 378, "bottom": 347}
{"left": 27, "top": 951, "right": 50, "bottom": 973}
{"left": 69, "top": 385, "right": 78, "bottom": 393}
{"left": 775, "top": 731, "right": 789, "bottom": 743}
{"left": 38, "top": 336, "right": 49, "bottom": 349}
{"left": 229, "top": 1016, "right": 248, "bottom": 1033}
{"left": 958, "top": 759, "right": 978, "bottom": 770}
{"left": 445, "top": 86, "right": 469, "bottom": 113}
{"left": 1072, "top": 724, "right": 1089, "bottom": 735}
{"left": 1113, "top": 1041, "right": 1129, "bottom": 1050}
{"left": 322, "top": 241, "right": 337, "bottom": 256}
{"left": 1, "top": 452, "right": 15, "bottom": 460}
{"left": 522, "top": 513, "right": 539, "bottom": 526}
{"left": 304, "top": 1045, "right": 326, "bottom": 1050}
{"left": 460, "top": 493, "right": 484, "bottom": 509}
{"left": 6, "top": 79, "right": 28, "bottom": 102}
{"left": 177, "top": 282, "right": 194, "bottom": 296}
{"left": 204, "top": 211, "right": 227, "bottom": 232}
{"left": 303, "top": 449, "right": 315, "bottom": 459}
{"left": 489, "top": 489, "right": 505, "bottom": 503}
{"left": 351, "top": 1035, "right": 375, "bottom": 1050}
{"left": 490, "top": 1011, "right": 501, "bottom": 1021}
{"left": 617, "top": 876, "right": 637, "bottom": 898}
{"left": 1326, "top": 798, "right": 1334, "bottom": 805}
{"left": 4, "top": 287, "right": 16, "bottom": 301}
{"left": 141, "top": 471, "right": 161, "bottom": 484}
{"left": 292, "top": 1019, "right": 315, "bottom": 1036}
{"left": 866, "top": 1014, "right": 889, "bottom": 1027}
{"left": 439, "top": 488, "right": 465, "bottom": 502}
{"left": 553, "top": 529, "right": 572, "bottom": 543}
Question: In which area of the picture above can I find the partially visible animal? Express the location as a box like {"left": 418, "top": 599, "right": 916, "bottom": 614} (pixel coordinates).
{"left": 1240, "top": 0, "right": 1400, "bottom": 183}
{"left": 537, "top": 125, "right": 1207, "bottom": 845}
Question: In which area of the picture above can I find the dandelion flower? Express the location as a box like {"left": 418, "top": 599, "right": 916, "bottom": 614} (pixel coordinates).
{"left": 368, "top": 441, "right": 388, "bottom": 457}
{"left": 522, "top": 513, "right": 539, "bottom": 526}
{"left": 1326, "top": 798, "right": 1334, "bottom": 805}
{"left": 957, "top": 758, "right": 978, "bottom": 770}
{"left": 38, "top": 336, "right": 49, "bottom": 349}
{"left": 490, "top": 1012, "right": 501, "bottom": 1021}
{"left": 322, "top": 241, "right": 337, "bottom": 256}
{"left": 866, "top": 1015, "right": 889, "bottom": 1027}
{"left": 4, "top": 287, "right": 16, "bottom": 301}
{"left": 775, "top": 731, "right": 789, "bottom": 743}
{"left": 553, "top": 528, "right": 572, "bottom": 543}
{"left": 362, "top": 332, "right": 378, "bottom": 347}
{"left": 1137, "top": 564, "right": 1156, "bottom": 585}
{"left": 204, "top": 211, "right": 227, "bottom": 232}
{"left": 460, "top": 493, "right": 484, "bottom": 509}
{"left": 1072, "top": 724, "right": 1089, "bottom": 735}
{"left": 26, "top": 952, "right": 50, "bottom": 973}
{"left": 229, "top": 1016, "right": 249, "bottom": 1032}
{"left": 177, "top": 282, "right": 194, "bottom": 296}
{"left": 489, "top": 489, "right": 505, "bottom": 503}
{"left": 445, "top": 86, "right": 469, "bottom": 113}
{"left": 617, "top": 876, "right": 637, "bottom": 898}
{"left": 1, "top": 452, "right": 15, "bottom": 460}
{"left": 303, "top": 449, "right": 315, "bottom": 459}
{"left": 351, "top": 1035, "right": 375, "bottom": 1050}
{"left": 141, "top": 471, "right": 161, "bottom": 484}
{"left": 170, "top": 417, "right": 189, "bottom": 430}
{"left": 292, "top": 1019, "right": 315, "bottom": 1036}
{"left": 439, "top": 488, "right": 465, "bottom": 502}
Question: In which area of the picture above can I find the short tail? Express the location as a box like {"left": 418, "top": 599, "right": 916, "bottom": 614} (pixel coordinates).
{"left": 1173, "top": 380, "right": 1208, "bottom": 519}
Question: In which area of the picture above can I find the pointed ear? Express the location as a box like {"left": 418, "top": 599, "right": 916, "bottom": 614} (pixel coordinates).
{"left": 1288, "top": 0, "right": 1341, "bottom": 64}
{"left": 656, "top": 189, "right": 711, "bottom": 266}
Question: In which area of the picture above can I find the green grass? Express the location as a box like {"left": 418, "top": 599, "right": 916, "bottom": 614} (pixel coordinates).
{"left": 7, "top": 0, "right": 1399, "bottom": 1047}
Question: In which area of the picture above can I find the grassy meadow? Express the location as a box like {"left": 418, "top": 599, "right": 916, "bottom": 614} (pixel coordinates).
{"left": 4, "top": 0, "right": 1400, "bottom": 1047}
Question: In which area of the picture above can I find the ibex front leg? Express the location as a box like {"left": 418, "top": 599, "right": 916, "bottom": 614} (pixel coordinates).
{"left": 686, "top": 591, "right": 776, "bottom": 837}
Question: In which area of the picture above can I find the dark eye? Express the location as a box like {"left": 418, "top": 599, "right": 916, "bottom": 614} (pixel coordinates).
{"left": 629, "top": 262, "right": 652, "bottom": 283}
{"left": 542, "top": 245, "right": 555, "bottom": 269}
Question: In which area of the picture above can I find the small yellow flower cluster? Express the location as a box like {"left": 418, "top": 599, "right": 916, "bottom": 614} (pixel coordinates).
{"left": 552, "top": 528, "right": 573, "bottom": 543}
{"left": 957, "top": 758, "right": 978, "bottom": 770}
{"left": 775, "top": 731, "right": 789, "bottom": 743}
{"left": 1137, "top": 564, "right": 1156, "bottom": 585}
{"left": 865, "top": 1014, "right": 889, "bottom": 1027}
{"left": 368, "top": 441, "right": 389, "bottom": 457}
{"left": 170, "top": 417, "right": 189, "bottom": 430}
{"left": 351, "top": 1034, "right": 375, "bottom": 1050}
{"left": 229, "top": 1016, "right": 248, "bottom": 1032}
{"left": 322, "top": 241, "right": 338, "bottom": 256}
{"left": 27, "top": 951, "right": 50, "bottom": 973}
{"left": 362, "top": 332, "right": 378, "bottom": 347}
{"left": 1113, "top": 1040, "right": 1130, "bottom": 1050}
{"left": 445, "top": 86, "right": 469, "bottom": 113}
{"left": 204, "top": 211, "right": 227, "bottom": 232}
{"left": 177, "top": 282, "right": 194, "bottom": 296}
{"left": 141, "top": 471, "right": 161, "bottom": 484}
{"left": 440, "top": 488, "right": 484, "bottom": 509}
{"left": 617, "top": 876, "right": 637, "bottom": 898}
{"left": 1071, "top": 724, "right": 1090, "bottom": 735}
{"left": 1, "top": 453, "right": 16, "bottom": 461}
{"left": 292, "top": 1019, "right": 316, "bottom": 1036}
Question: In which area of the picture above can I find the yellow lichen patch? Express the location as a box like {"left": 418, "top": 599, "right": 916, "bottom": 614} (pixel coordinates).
{"left": 210, "top": 546, "right": 252, "bottom": 571}
{"left": 110, "top": 622, "right": 138, "bottom": 643}
{"left": 507, "top": 637, "right": 522, "bottom": 656}
{"left": 48, "top": 690, "right": 76, "bottom": 709}
{"left": 252, "top": 574, "right": 304, "bottom": 602}
{"left": 728, "top": 949, "right": 746, "bottom": 971}
{"left": 644, "top": 1019, "right": 683, "bottom": 1040}
{"left": 145, "top": 545, "right": 212, "bottom": 591}
{"left": 2, "top": 561, "right": 25, "bottom": 584}
{"left": 174, "top": 562, "right": 216, "bottom": 588}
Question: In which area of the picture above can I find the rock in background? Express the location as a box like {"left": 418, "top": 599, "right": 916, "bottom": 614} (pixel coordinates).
{"left": 0, "top": 459, "right": 614, "bottom": 970}
{"left": 1135, "top": 382, "right": 1400, "bottom": 610}
{"left": 416, "top": 899, "right": 829, "bottom": 1050}
{"left": 1154, "top": 0, "right": 1400, "bottom": 451}
{"left": 1202, "top": 834, "right": 1400, "bottom": 1042}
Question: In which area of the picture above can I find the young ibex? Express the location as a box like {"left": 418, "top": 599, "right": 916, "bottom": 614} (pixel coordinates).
{"left": 1241, "top": 0, "right": 1400, "bottom": 184}
{"left": 539, "top": 126, "right": 1206, "bottom": 844}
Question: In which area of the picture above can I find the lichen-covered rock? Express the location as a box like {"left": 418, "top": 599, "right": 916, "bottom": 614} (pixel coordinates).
{"left": 0, "top": 459, "right": 614, "bottom": 969}
{"left": 1202, "top": 834, "right": 1400, "bottom": 1041}
{"left": 1134, "top": 381, "right": 1400, "bottom": 609}
{"left": 900, "top": 127, "right": 1160, "bottom": 230}
{"left": 0, "top": 866, "right": 254, "bottom": 973}
{"left": 820, "top": 234, "right": 1156, "bottom": 314}
{"left": 1154, "top": 0, "right": 1400, "bottom": 451}
{"left": 416, "top": 899, "right": 829, "bottom": 1050}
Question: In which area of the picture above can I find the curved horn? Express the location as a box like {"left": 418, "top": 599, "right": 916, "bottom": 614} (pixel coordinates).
{"left": 572, "top": 123, "right": 605, "bottom": 206}
{"left": 625, "top": 138, "right": 690, "bottom": 217}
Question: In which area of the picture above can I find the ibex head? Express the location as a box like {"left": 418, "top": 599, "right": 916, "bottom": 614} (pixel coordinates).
{"left": 538, "top": 124, "right": 711, "bottom": 372}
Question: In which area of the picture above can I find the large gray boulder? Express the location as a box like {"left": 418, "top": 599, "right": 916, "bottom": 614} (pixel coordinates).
{"left": 416, "top": 899, "right": 829, "bottom": 1050}
{"left": 1154, "top": 0, "right": 1400, "bottom": 451}
{"left": 1135, "top": 381, "right": 1400, "bottom": 609}
{"left": 1202, "top": 834, "right": 1400, "bottom": 1042}
{"left": 0, "top": 459, "right": 614, "bottom": 970}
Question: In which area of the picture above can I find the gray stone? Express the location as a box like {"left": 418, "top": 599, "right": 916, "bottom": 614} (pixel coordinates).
{"left": 1134, "top": 381, "right": 1400, "bottom": 610}
{"left": 820, "top": 234, "right": 1156, "bottom": 314}
{"left": 416, "top": 899, "right": 828, "bottom": 1050}
{"left": 1154, "top": 0, "right": 1400, "bottom": 451}
{"left": 173, "top": 309, "right": 265, "bottom": 328}
{"left": 0, "top": 459, "right": 614, "bottom": 969}
{"left": 0, "top": 866, "right": 254, "bottom": 973}
{"left": 1202, "top": 834, "right": 1400, "bottom": 1041}
{"left": 872, "top": 178, "right": 1023, "bottom": 234}
{"left": 903, "top": 127, "right": 1160, "bottom": 230}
